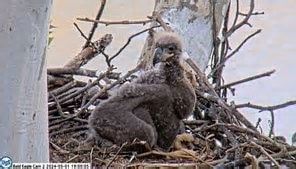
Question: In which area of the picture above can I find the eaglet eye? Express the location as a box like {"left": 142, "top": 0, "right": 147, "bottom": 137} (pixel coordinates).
{"left": 167, "top": 45, "right": 176, "bottom": 52}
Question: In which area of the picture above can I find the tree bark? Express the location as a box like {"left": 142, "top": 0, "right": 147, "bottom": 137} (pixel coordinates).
{"left": 138, "top": 0, "right": 230, "bottom": 71}
{"left": 0, "top": 0, "right": 52, "bottom": 162}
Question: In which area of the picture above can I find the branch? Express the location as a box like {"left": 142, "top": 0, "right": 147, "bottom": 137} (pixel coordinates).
{"left": 235, "top": 100, "right": 296, "bottom": 111}
{"left": 268, "top": 110, "right": 275, "bottom": 137}
{"left": 108, "top": 25, "right": 161, "bottom": 63}
{"left": 226, "top": 0, "right": 255, "bottom": 37}
{"left": 64, "top": 34, "right": 113, "bottom": 69}
{"left": 216, "top": 69, "right": 275, "bottom": 90}
{"left": 250, "top": 141, "right": 280, "bottom": 168}
{"left": 209, "top": 29, "right": 261, "bottom": 78}
{"left": 83, "top": 0, "right": 107, "bottom": 48}
{"left": 73, "top": 22, "right": 88, "bottom": 41}
{"left": 48, "top": 68, "right": 97, "bottom": 77}
{"left": 77, "top": 17, "right": 152, "bottom": 26}
{"left": 48, "top": 71, "right": 109, "bottom": 110}
{"left": 75, "top": 66, "right": 141, "bottom": 117}
{"left": 185, "top": 58, "right": 257, "bottom": 131}
{"left": 226, "top": 29, "right": 261, "bottom": 59}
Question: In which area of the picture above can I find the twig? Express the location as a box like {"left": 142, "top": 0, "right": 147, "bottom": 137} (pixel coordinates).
{"left": 49, "top": 81, "right": 78, "bottom": 96}
{"left": 49, "top": 92, "right": 66, "bottom": 117}
{"left": 66, "top": 155, "right": 79, "bottom": 163}
{"left": 50, "top": 126, "right": 88, "bottom": 136}
{"left": 268, "top": 110, "right": 275, "bottom": 137}
{"left": 271, "top": 150, "right": 296, "bottom": 159}
{"left": 76, "top": 66, "right": 140, "bottom": 117}
{"left": 48, "top": 68, "right": 97, "bottom": 77}
{"left": 250, "top": 141, "right": 281, "bottom": 168}
{"left": 64, "top": 34, "right": 113, "bottom": 69}
{"left": 50, "top": 141, "right": 70, "bottom": 154}
{"left": 150, "top": 13, "right": 172, "bottom": 31}
{"left": 226, "top": 29, "right": 261, "bottom": 59}
{"left": 77, "top": 17, "right": 152, "bottom": 26}
{"left": 90, "top": 147, "right": 94, "bottom": 165}
{"left": 73, "top": 22, "right": 88, "bottom": 41}
{"left": 106, "top": 143, "right": 127, "bottom": 168}
{"left": 235, "top": 100, "right": 296, "bottom": 111}
{"left": 216, "top": 69, "right": 275, "bottom": 90}
{"left": 239, "top": 11, "right": 265, "bottom": 16}
{"left": 186, "top": 58, "right": 257, "bottom": 131}
{"left": 108, "top": 25, "right": 161, "bottom": 63}
{"left": 231, "top": 0, "right": 240, "bottom": 29}
{"left": 226, "top": 0, "right": 255, "bottom": 37}
{"left": 48, "top": 71, "right": 108, "bottom": 109}
{"left": 209, "top": 29, "right": 261, "bottom": 78}
{"left": 198, "top": 123, "right": 283, "bottom": 149}
{"left": 83, "top": 0, "right": 107, "bottom": 48}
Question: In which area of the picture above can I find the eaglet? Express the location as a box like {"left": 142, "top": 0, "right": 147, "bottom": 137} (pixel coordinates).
{"left": 88, "top": 31, "right": 196, "bottom": 149}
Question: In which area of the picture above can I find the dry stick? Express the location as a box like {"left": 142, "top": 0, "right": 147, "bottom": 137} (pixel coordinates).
{"left": 198, "top": 123, "right": 283, "bottom": 149}
{"left": 108, "top": 25, "right": 161, "bottom": 63}
{"left": 66, "top": 155, "right": 79, "bottom": 163}
{"left": 268, "top": 110, "right": 275, "bottom": 137}
{"left": 226, "top": 29, "right": 261, "bottom": 59}
{"left": 211, "top": 2, "right": 230, "bottom": 91}
{"left": 271, "top": 150, "right": 296, "bottom": 159}
{"left": 186, "top": 58, "right": 257, "bottom": 131}
{"left": 64, "top": 34, "right": 113, "bottom": 69}
{"left": 48, "top": 68, "right": 97, "bottom": 77}
{"left": 73, "top": 22, "right": 88, "bottom": 41}
{"left": 90, "top": 147, "right": 94, "bottom": 166}
{"left": 250, "top": 141, "right": 281, "bottom": 168}
{"left": 48, "top": 71, "right": 108, "bottom": 109}
{"left": 49, "top": 81, "right": 78, "bottom": 96}
{"left": 236, "top": 100, "right": 296, "bottom": 138}
{"left": 49, "top": 92, "right": 66, "bottom": 117}
{"left": 235, "top": 100, "right": 296, "bottom": 111}
{"left": 83, "top": 0, "right": 106, "bottom": 48}
{"left": 106, "top": 143, "right": 127, "bottom": 168}
{"left": 50, "top": 141, "right": 70, "bottom": 154}
{"left": 77, "top": 17, "right": 152, "bottom": 26}
{"left": 209, "top": 29, "right": 261, "bottom": 78}
{"left": 50, "top": 126, "right": 88, "bottom": 137}
{"left": 77, "top": 67, "right": 140, "bottom": 117}
{"left": 231, "top": 0, "right": 240, "bottom": 29}
{"left": 153, "top": 13, "right": 172, "bottom": 31}
{"left": 216, "top": 69, "right": 275, "bottom": 90}
{"left": 239, "top": 11, "right": 265, "bottom": 16}
{"left": 226, "top": 0, "right": 255, "bottom": 37}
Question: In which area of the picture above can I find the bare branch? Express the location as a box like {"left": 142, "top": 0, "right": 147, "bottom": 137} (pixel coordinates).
{"left": 48, "top": 68, "right": 97, "bottom": 77}
{"left": 216, "top": 69, "right": 275, "bottom": 90}
{"left": 108, "top": 25, "right": 161, "bottom": 63}
{"left": 64, "top": 34, "right": 113, "bottom": 69}
{"left": 73, "top": 22, "right": 88, "bottom": 41}
{"left": 235, "top": 100, "right": 296, "bottom": 112}
{"left": 250, "top": 141, "right": 280, "bottom": 168}
{"left": 77, "top": 17, "right": 152, "bottom": 26}
{"left": 209, "top": 29, "right": 261, "bottom": 78}
{"left": 75, "top": 66, "right": 141, "bottom": 117}
{"left": 268, "top": 110, "right": 275, "bottom": 137}
{"left": 226, "top": 0, "right": 255, "bottom": 37}
{"left": 83, "top": 0, "right": 107, "bottom": 48}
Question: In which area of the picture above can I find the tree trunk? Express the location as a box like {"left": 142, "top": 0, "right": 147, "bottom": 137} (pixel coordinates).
{"left": 138, "top": 0, "right": 229, "bottom": 71}
{"left": 0, "top": 0, "right": 52, "bottom": 162}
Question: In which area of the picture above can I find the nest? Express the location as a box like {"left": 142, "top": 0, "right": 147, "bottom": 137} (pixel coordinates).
{"left": 48, "top": 62, "right": 296, "bottom": 168}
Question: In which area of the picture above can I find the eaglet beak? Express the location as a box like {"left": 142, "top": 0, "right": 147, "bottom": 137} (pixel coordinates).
{"left": 153, "top": 47, "right": 174, "bottom": 65}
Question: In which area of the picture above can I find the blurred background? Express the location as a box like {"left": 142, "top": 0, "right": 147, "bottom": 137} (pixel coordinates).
{"left": 48, "top": 0, "right": 296, "bottom": 143}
